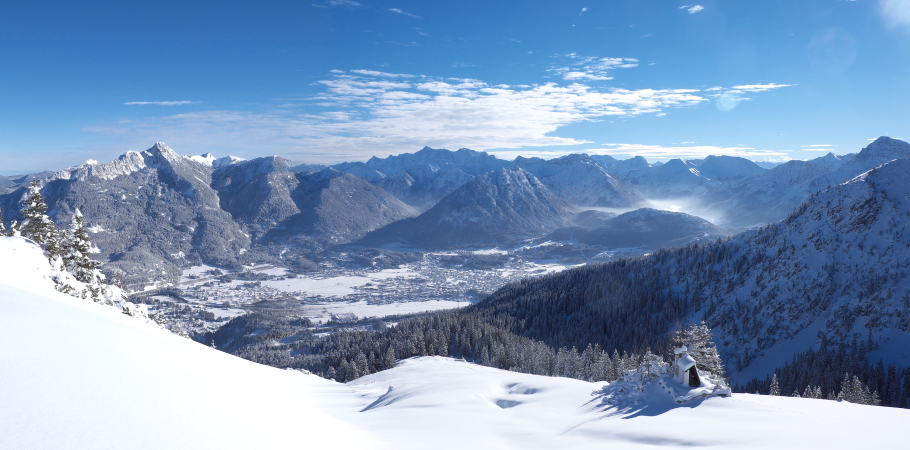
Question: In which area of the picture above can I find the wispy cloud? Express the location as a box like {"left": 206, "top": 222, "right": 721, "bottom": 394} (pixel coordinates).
{"left": 89, "top": 71, "right": 791, "bottom": 163}
{"left": 312, "top": 0, "right": 360, "bottom": 8}
{"left": 580, "top": 7, "right": 588, "bottom": 16}
{"left": 124, "top": 101, "right": 197, "bottom": 106}
{"left": 593, "top": 143, "right": 789, "bottom": 159}
{"left": 348, "top": 69, "right": 415, "bottom": 78}
{"left": 880, "top": 0, "right": 910, "bottom": 31}
{"left": 389, "top": 8, "right": 420, "bottom": 18}
{"left": 802, "top": 144, "right": 838, "bottom": 151}
{"left": 549, "top": 54, "right": 639, "bottom": 81}
{"left": 680, "top": 5, "right": 704, "bottom": 14}
{"left": 705, "top": 83, "right": 793, "bottom": 112}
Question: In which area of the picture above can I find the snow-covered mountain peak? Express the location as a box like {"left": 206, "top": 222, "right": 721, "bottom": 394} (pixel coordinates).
{"left": 854, "top": 136, "right": 910, "bottom": 164}
{"left": 187, "top": 152, "right": 218, "bottom": 166}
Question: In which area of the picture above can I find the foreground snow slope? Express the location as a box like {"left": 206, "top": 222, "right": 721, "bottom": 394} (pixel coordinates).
{"left": 2, "top": 235, "right": 909, "bottom": 449}
{"left": 319, "top": 356, "right": 909, "bottom": 450}
{"left": 0, "top": 237, "right": 378, "bottom": 450}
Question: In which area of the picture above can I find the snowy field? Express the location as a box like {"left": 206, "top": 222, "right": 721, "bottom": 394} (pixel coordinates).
{"left": 301, "top": 299, "right": 468, "bottom": 324}
{"left": 2, "top": 236, "right": 909, "bottom": 449}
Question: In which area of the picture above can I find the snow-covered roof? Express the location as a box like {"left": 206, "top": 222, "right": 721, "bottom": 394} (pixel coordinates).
{"left": 677, "top": 354, "right": 696, "bottom": 371}
{"left": 673, "top": 346, "right": 688, "bottom": 354}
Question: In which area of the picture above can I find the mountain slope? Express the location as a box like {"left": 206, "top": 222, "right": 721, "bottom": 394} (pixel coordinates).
{"left": 707, "top": 137, "right": 908, "bottom": 229}
{"left": 336, "top": 146, "right": 510, "bottom": 178}
{"left": 266, "top": 168, "right": 418, "bottom": 246}
{"left": 0, "top": 143, "right": 252, "bottom": 287}
{"left": 704, "top": 152, "right": 850, "bottom": 228}
{"left": 365, "top": 168, "right": 577, "bottom": 248}
{"left": 514, "top": 154, "right": 648, "bottom": 208}
{"left": 576, "top": 208, "right": 729, "bottom": 249}
{"left": 623, "top": 159, "right": 720, "bottom": 198}
{"left": 212, "top": 156, "right": 301, "bottom": 239}
{"left": 690, "top": 155, "right": 767, "bottom": 181}
{"left": 466, "top": 156, "right": 910, "bottom": 385}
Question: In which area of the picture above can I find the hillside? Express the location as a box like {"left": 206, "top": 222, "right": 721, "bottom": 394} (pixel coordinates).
{"left": 4, "top": 236, "right": 910, "bottom": 449}
{"left": 575, "top": 208, "right": 729, "bottom": 249}
{"left": 0, "top": 236, "right": 374, "bottom": 449}
{"left": 463, "top": 155, "right": 910, "bottom": 390}
{"left": 363, "top": 168, "right": 577, "bottom": 248}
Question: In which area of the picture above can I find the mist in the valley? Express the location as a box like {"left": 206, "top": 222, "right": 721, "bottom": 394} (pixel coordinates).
{"left": 580, "top": 197, "right": 728, "bottom": 226}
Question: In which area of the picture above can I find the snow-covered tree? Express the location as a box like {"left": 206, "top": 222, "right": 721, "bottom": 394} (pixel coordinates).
{"left": 769, "top": 373, "right": 781, "bottom": 396}
{"left": 671, "top": 321, "right": 726, "bottom": 379}
{"left": 7, "top": 220, "right": 20, "bottom": 236}
{"left": 61, "top": 209, "right": 106, "bottom": 300}
{"left": 19, "top": 179, "right": 62, "bottom": 260}
{"left": 0, "top": 207, "right": 6, "bottom": 235}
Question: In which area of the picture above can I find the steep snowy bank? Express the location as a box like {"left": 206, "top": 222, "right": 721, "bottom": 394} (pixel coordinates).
{"left": 0, "top": 236, "right": 377, "bottom": 450}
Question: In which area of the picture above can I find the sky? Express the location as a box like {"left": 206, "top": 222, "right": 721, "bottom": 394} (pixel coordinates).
{"left": 2, "top": 0, "right": 910, "bottom": 174}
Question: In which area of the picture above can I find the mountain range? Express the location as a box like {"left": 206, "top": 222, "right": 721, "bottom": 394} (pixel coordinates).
{"left": 1, "top": 137, "right": 906, "bottom": 289}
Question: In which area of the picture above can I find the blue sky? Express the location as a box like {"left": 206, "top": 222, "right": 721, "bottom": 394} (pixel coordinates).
{"left": 2, "top": 0, "right": 910, "bottom": 174}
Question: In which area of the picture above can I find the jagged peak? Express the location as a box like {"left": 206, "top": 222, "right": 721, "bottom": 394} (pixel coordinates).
{"left": 147, "top": 142, "right": 176, "bottom": 155}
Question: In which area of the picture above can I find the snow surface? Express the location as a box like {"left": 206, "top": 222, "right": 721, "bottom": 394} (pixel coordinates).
{"left": 3, "top": 236, "right": 910, "bottom": 449}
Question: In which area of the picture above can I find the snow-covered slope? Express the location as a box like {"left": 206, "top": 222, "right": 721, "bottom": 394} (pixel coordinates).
{"left": 623, "top": 159, "right": 720, "bottom": 198}
{"left": 690, "top": 155, "right": 767, "bottom": 181}
{"left": 363, "top": 168, "right": 577, "bottom": 248}
{"left": 704, "top": 152, "right": 850, "bottom": 228}
{"left": 0, "top": 236, "right": 376, "bottom": 449}
{"left": 312, "top": 356, "right": 909, "bottom": 449}
{"left": 514, "top": 154, "right": 648, "bottom": 208}
{"left": 3, "top": 237, "right": 908, "bottom": 449}
{"left": 573, "top": 208, "right": 729, "bottom": 249}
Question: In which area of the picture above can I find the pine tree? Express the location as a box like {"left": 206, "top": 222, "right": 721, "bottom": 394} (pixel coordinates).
{"left": 61, "top": 209, "right": 106, "bottom": 300}
{"left": 0, "top": 207, "right": 6, "bottom": 235}
{"left": 769, "top": 373, "right": 781, "bottom": 396}
{"left": 19, "top": 179, "right": 62, "bottom": 260}
{"left": 383, "top": 346, "right": 397, "bottom": 370}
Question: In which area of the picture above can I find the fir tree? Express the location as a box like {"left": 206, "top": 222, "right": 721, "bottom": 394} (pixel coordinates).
{"left": 769, "top": 373, "right": 781, "bottom": 396}
{"left": 19, "top": 179, "right": 62, "bottom": 260}
{"left": 0, "top": 207, "right": 6, "bottom": 235}
{"left": 61, "top": 209, "right": 106, "bottom": 300}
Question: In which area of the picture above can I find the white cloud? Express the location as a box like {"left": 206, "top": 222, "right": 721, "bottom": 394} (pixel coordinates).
{"left": 550, "top": 54, "right": 639, "bottom": 81}
{"left": 389, "top": 8, "right": 420, "bottom": 18}
{"left": 313, "top": 0, "right": 360, "bottom": 7}
{"left": 705, "top": 83, "right": 792, "bottom": 112}
{"left": 802, "top": 144, "right": 838, "bottom": 151}
{"left": 89, "top": 71, "right": 791, "bottom": 163}
{"left": 580, "top": 7, "right": 588, "bottom": 16}
{"left": 680, "top": 5, "right": 704, "bottom": 14}
{"left": 593, "top": 143, "right": 789, "bottom": 159}
{"left": 124, "top": 101, "right": 197, "bottom": 106}
{"left": 348, "top": 69, "right": 415, "bottom": 78}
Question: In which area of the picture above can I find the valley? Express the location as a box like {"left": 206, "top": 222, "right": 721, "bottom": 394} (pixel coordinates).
{"left": 134, "top": 241, "right": 642, "bottom": 338}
